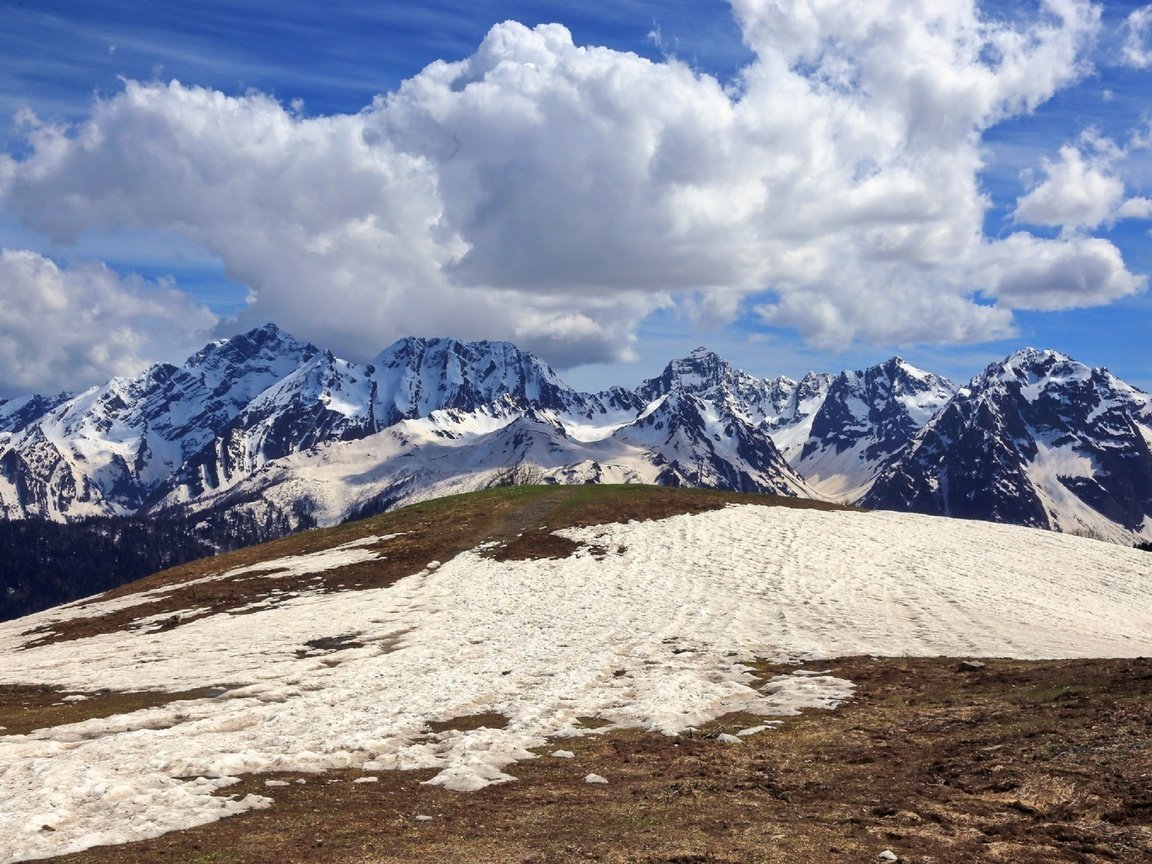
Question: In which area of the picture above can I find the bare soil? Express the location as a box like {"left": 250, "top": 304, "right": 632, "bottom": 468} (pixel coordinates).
{"left": 9, "top": 486, "right": 1148, "bottom": 862}
{"left": 21, "top": 655, "right": 1152, "bottom": 864}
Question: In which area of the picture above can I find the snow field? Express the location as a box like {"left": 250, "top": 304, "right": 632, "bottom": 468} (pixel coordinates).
{"left": 2, "top": 505, "right": 1152, "bottom": 861}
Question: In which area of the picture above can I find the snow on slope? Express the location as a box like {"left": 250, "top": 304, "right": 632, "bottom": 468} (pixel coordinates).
{"left": 172, "top": 395, "right": 815, "bottom": 528}
{"left": 779, "top": 359, "right": 955, "bottom": 501}
{"left": 3, "top": 505, "right": 1152, "bottom": 862}
{"left": 865, "top": 348, "right": 1152, "bottom": 543}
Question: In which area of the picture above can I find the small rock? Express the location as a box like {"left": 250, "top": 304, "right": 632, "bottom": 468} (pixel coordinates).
{"left": 295, "top": 778, "right": 307, "bottom": 784}
{"left": 426, "top": 561, "right": 441, "bottom": 571}
{"left": 552, "top": 750, "right": 575, "bottom": 759}
{"left": 737, "top": 725, "right": 772, "bottom": 736}
{"left": 353, "top": 776, "right": 379, "bottom": 784}
{"left": 878, "top": 851, "right": 899, "bottom": 862}
{"left": 585, "top": 773, "right": 609, "bottom": 784}
{"left": 957, "top": 660, "right": 986, "bottom": 672}
{"left": 264, "top": 780, "right": 290, "bottom": 787}
{"left": 716, "top": 733, "right": 743, "bottom": 745}
{"left": 415, "top": 814, "right": 433, "bottom": 822}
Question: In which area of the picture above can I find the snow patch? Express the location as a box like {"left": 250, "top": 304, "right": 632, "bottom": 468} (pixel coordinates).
{"left": 2, "top": 506, "right": 1151, "bottom": 860}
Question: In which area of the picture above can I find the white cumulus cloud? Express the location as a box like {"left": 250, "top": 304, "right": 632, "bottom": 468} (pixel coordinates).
{"left": 1013, "top": 127, "right": 1152, "bottom": 231}
{"left": 1013, "top": 144, "right": 1125, "bottom": 230}
{"left": 977, "top": 232, "right": 1144, "bottom": 310}
{"left": 0, "top": 0, "right": 1140, "bottom": 375}
{"left": 0, "top": 250, "right": 217, "bottom": 396}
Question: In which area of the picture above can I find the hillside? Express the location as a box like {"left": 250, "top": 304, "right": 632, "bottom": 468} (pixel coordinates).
{"left": 4, "top": 327, "right": 1152, "bottom": 622}
{"left": 2, "top": 486, "right": 1151, "bottom": 863}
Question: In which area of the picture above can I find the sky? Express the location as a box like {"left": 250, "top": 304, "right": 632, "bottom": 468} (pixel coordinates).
{"left": 0, "top": 0, "right": 1150, "bottom": 397}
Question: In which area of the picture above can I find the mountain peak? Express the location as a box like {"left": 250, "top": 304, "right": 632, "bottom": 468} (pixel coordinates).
{"left": 1002, "top": 347, "right": 1072, "bottom": 368}
{"left": 871, "top": 356, "right": 953, "bottom": 391}
{"left": 879, "top": 355, "right": 913, "bottom": 374}
{"left": 980, "top": 348, "right": 1086, "bottom": 391}
{"left": 637, "top": 348, "right": 738, "bottom": 402}
{"left": 187, "top": 324, "right": 315, "bottom": 370}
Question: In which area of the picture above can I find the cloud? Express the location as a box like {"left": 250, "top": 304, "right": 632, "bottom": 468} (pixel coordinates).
{"left": 1012, "top": 127, "right": 1152, "bottom": 231}
{"left": 1115, "top": 196, "right": 1152, "bottom": 219}
{"left": 977, "top": 232, "right": 1145, "bottom": 310}
{"left": 1012, "top": 144, "right": 1125, "bottom": 230}
{"left": 0, "top": 249, "right": 217, "bottom": 397}
{"left": 1122, "top": 6, "right": 1152, "bottom": 68}
{"left": 0, "top": 0, "right": 1138, "bottom": 372}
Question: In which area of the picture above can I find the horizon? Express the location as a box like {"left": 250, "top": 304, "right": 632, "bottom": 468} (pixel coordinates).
{"left": 1, "top": 1, "right": 1150, "bottom": 396}
{"left": 0, "top": 320, "right": 1131, "bottom": 401}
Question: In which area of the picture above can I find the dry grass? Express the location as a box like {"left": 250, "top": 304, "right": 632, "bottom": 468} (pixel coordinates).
{"left": 14, "top": 485, "right": 836, "bottom": 649}
{"left": 0, "top": 685, "right": 224, "bottom": 737}
{"left": 10, "top": 486, "right": 1150, "bottom": 862}
{"left": 26, "top": 656, "right": 1152, "bottom": 864}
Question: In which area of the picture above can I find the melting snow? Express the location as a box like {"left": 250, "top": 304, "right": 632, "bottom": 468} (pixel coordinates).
{"left": 2, "top": 506, "right": 1152, "bottom": 861}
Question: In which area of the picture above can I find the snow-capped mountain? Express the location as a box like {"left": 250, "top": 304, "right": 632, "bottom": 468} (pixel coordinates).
{"left": 863, "top": 349, "right": 1152, "bottom": 542}
{"left": 0, "top": 325, "right": 318, "bottom": 520}
{"left": 0, "top": 392, "right": 71, "bottom": 434}
{"left": 781, "top": 358, "right": 955, "bottom": 499}
{"left": 613, "top": 388, "right": 810, "bottom": 495}
{"left": 0, "top": 327, "right": 813, "bottom": 529}
{"left": 1, "top": 327, "right": 1149, "bottom": 547}
{"left": 175, "top": 391, "right": 812, "bottom": 529}
{"left": 636, "top": 346, "right": 798, "bottom": 424}
{"left": 633, "top": 348, "right": 954, "bottom": 500}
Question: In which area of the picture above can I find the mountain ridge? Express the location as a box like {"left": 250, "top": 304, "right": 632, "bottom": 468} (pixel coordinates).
{"left": 1, "top": 325, "right": 1149, "bottom": 556}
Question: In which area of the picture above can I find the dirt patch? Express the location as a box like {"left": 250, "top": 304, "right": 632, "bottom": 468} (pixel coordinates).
{"left": 0, "top": 684, "right": 228, "bottom": 737}
{"left": 44, "top": 656, "right": 1152, "bottom": 864}
{"left": 489, "top": 530, "right": 586, "bottom": 561}
{"left": 18, "top": 486, "right": 827, "bottom": 648}
{"left": 426, "top": 713, "right": 510, "bottom": 734}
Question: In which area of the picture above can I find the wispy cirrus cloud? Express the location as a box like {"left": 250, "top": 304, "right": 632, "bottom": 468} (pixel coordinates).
{"left": 1121, "top": 5, "right": 1152, "bottom": 68}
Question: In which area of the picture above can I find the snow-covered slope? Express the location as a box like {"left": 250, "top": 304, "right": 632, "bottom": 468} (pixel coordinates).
{"left": 177, "top": 396, "right": 812, "bottom": 529}
{"left": 0, "top": 393, "right": 71, "bottom": 435}
{"left": 2, "top": 492, "right": 1150, "bottom": 862}
{"left": 0, "top": 330, "right": 817, "bottom": 530}
{"left": 786, "top": 358, "right": 954, "bottom": 500}
{"left": 864, "top": 349, "right": 1152, "bottom": 543}
{"left": 1, "top": 329, "right": 1149, "bottom": 548}
{"left": 614, "top": 389, "right": 810, "bottom": 495}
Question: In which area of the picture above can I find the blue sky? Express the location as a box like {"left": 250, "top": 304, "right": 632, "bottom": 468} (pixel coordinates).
{"left": 0, "top": 0, "right": 1150, "bottom": 395}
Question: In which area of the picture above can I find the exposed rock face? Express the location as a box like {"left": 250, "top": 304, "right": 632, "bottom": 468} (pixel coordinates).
{"left": 864, "top": 349, "right": 1152, "bottom": 541}
{"left": 1, "top": 331, "right": 1149, "bottom": 546}
{"left": 784, "top": 358, "right": 954, "bottom": 499}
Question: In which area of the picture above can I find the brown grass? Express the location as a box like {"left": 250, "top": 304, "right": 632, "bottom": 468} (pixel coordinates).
{"left": 0, "top": 685, "right": 228, "bottom": 737}
{"left": 14, "top": 486, "right": 1146, "bottom": 862}
{"left": 34, "top": 656, "right": 1152, "bottom": 864}
{"left": 15, "top": 485, "right": 836, "bottom": 649}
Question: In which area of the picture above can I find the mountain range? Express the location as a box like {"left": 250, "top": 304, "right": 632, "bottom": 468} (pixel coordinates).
{"left": 2, "top": 324, "right": 1150, "bottom": 552}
